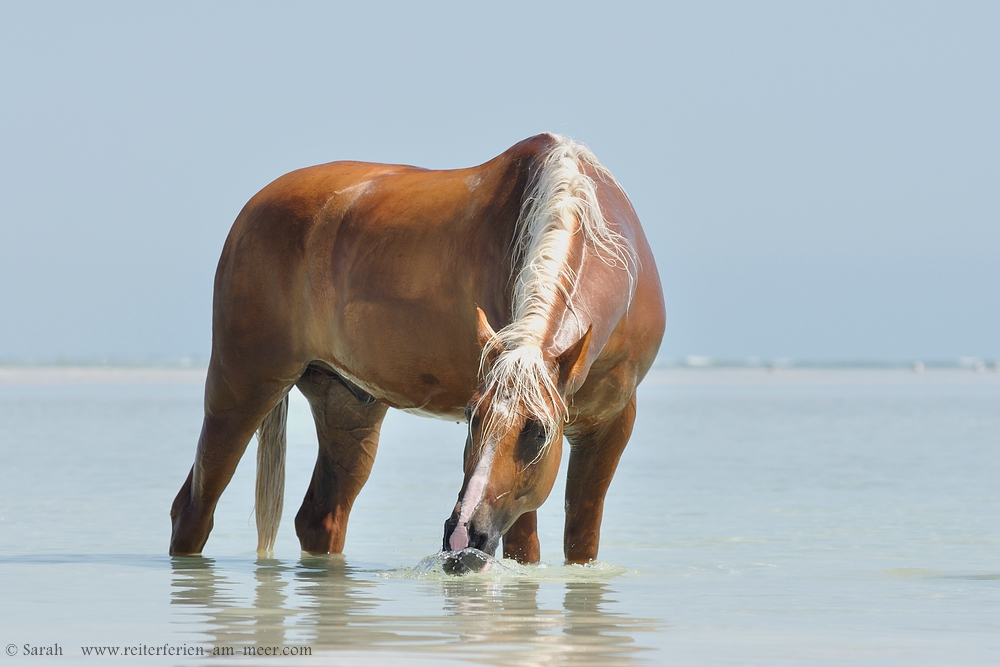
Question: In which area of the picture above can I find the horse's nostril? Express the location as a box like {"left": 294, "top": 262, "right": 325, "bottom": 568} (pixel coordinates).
{"left": 468, "top": 526, "right": 487, "bottom": 551}
{"left": 442, "top": 516, "right": 459, "bottom": 551}
{"left": 465, "top": 524, "right": 498, "bottom": 555}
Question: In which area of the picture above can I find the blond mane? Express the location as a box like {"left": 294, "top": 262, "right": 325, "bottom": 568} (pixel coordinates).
{"left": 475, "top": 135, "right": 637, "bottom": 453}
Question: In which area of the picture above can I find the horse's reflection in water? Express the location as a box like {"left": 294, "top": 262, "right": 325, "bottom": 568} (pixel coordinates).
{"left": 170, "top": 555, "right": 379, "bottom": 651}
{"left": 438, "top": 578, "right": 656, "bottom": 666}
{"left": 171, "top": 556, "right": 656, "bottom": 665}
{"left": 293, "top": 555, "right": 397, "bottom": 647}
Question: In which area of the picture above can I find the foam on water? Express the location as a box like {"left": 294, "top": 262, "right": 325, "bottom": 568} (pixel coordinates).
{"left": 378, "top": 549, "right": 631, "bottom": 581}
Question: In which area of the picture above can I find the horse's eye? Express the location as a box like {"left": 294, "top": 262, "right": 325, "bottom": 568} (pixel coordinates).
{"left": 517, "top": 421, "right": 546, "bottom": 462}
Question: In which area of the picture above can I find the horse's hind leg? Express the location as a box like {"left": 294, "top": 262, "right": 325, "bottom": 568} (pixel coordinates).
{"left": 294, "top": 366, "right": 388, "bottom": 554}
{"left": 563, "top": 394, "right": 637, "bottom": 564}
{"left": 170, "top": 362, "right": 292, "bottom": 555}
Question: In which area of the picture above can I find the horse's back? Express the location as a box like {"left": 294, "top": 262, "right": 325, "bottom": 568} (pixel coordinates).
{"left": 208, "top": 142, "right": 548, "bottom": 415}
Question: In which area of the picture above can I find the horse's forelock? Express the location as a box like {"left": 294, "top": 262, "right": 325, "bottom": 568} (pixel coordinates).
{"left": 473, "top": 345, "right": 565, "bottom": 460}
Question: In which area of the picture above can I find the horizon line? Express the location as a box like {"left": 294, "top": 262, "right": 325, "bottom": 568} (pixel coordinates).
{"left": 0, "top": 356, "right": 997, "bottom": 371}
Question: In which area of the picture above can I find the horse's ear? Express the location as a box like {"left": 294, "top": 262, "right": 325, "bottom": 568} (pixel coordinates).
{"left": 556, "top": 326, "right": 593, "bottom": 392}
{"left": 476, "top": 307, "right": 501, "bottom": 365}
{"left": 476, "top": 307, "right": 497, "bottom": 348}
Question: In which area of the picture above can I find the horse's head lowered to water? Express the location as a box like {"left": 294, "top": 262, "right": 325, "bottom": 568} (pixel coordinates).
{"left": 443, "top": 308, "right": 593, "bottom": 558}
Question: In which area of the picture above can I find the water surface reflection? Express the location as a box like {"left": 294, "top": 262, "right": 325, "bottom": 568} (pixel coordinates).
{"left": 171, "top": 556, "right": 657, "bottom": 665}
{"left": 435, "top": 577, "right": 657, "bottom": 666}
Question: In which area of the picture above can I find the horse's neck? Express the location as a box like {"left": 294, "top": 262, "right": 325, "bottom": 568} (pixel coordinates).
{"left": 542, "top": 236, "right": 634, "bottom": 360}
{"left": 487, "top": 133, "right": 635, "bottom": 360}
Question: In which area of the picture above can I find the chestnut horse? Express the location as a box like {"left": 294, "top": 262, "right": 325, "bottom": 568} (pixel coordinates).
{"left": 169, "top": 134, "right": 664, "bottom": 565}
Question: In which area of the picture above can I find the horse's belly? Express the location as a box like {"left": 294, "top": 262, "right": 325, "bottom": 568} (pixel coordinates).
{"left": 358, "top": 378, "right": 468, "bottom": 422}
{"left": 317, "top": 299, "right": 480, "bottom": 419}
{"left": 399, "top": 405, "right": 466, "bottom": 422}
{"left": 314, "top": 352, "right": 472, "bottom": 423}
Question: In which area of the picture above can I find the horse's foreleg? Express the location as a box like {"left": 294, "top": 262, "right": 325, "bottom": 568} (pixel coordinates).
{"left": 170, "top": 367, "right": 291, "bottom": 556}
{"left": 294, "top": 367, "right": 388, "bottom": 554}
{"left": 502, "top": 510, "right": 540, "bottom": 563}
{"left": 563, "top": 394, "right": 637, "bottom": 564}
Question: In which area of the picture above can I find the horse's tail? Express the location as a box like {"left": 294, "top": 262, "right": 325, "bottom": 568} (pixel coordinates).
{"left": 255, "top": 394, "right": 288, "bottom": 554}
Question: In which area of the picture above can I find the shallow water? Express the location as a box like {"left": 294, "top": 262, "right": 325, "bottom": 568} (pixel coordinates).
{"left": 1, "top": 367, "right": 998, "bottom": 665}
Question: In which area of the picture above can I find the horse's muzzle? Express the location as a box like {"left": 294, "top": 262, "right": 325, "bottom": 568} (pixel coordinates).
{"left": 442, "top": 514, "right": 499, "bottom": 574}
{"left": 443, "top": 514, "right": 494, "bottom": 551}
{"left": 442, "top": 547, "right": 493, "bottom": 575}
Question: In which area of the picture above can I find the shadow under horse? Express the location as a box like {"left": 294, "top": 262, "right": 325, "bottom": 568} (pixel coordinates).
{"left": 169, "top": 133, "right": 664, "bottom": 566}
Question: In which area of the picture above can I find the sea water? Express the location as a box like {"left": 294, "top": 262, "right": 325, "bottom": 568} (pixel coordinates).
{"left": 0, "top": 367, "right": 997, "bottom": 665}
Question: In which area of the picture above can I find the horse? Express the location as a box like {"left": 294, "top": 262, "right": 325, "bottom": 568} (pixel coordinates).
{"left": 168, "top": 133, "right": 665, "bottom": 567}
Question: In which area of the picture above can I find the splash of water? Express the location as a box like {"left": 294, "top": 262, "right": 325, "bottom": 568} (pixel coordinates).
{"left": 376, "top": 549, "right": 632, "bottom": 581}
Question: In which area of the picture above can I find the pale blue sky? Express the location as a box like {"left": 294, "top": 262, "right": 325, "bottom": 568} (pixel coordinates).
{"left": 1, "top": 2, "right": 997, "bottom": 363}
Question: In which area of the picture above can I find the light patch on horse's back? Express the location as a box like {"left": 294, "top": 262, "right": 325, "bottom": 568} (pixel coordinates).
{"left": 465, "top": 173, "right": 483, "bottom": 191}
{"left": 324, "top": 179, "right": 376, "bottom": 213}
{"left": 320, "top": 165, "right": 404, "bottom": 217}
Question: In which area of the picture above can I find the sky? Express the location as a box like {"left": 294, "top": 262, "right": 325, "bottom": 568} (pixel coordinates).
{"left": 1, "top": 2, "right": 997, "bottom": 363}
